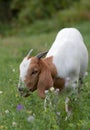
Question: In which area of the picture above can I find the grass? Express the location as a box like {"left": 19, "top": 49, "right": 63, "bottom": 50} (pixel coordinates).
{"left": 0, "top": 21, "right": 90, "bottom": 130}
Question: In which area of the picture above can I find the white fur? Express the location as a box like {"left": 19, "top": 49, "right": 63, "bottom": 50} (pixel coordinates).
{"left": 20, "top": 57, "right": 31, "bottom": 81}
{"left": 46, "top": 28, "right": 88, "bottom": 88}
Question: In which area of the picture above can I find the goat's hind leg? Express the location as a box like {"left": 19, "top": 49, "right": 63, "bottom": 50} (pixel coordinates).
{"left": 78, "top": 77, "right": 84, "bottom": 93}
{"left": 65, "top": 79, "right": 79, "bottom": 120}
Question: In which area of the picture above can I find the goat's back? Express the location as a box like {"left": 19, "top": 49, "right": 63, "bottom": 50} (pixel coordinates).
{"left": 46, "top": 28, "right": 88, "bottom": 78}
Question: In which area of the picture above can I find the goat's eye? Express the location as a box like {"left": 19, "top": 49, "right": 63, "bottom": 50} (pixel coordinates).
{"left": 31, "top": 70, "right": 38, "bottom": 75}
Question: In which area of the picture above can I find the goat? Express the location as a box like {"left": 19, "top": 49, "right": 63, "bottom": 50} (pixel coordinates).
{"left": 18, "top": 28, "right": 88, "bottom": 100}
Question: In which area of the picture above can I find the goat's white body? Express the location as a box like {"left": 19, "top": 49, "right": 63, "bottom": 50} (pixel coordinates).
{"left": 46, "top": 28, "right": 88, "bottom": 88}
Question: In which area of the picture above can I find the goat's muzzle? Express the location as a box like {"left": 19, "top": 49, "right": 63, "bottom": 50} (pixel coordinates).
{"left": 18, "top": 79, "right": 32, "bottom": 97}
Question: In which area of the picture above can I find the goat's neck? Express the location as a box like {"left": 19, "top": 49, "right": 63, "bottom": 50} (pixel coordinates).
{"left": 43, "top": 56, "right": 57, "bottom": 78}
{"left": 42, "top": 57, "right": 65, "bottom": 90}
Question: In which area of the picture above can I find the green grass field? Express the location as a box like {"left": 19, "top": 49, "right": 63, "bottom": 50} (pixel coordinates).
{"left": 0, "top": 21, "right": 90, "bottom": 130}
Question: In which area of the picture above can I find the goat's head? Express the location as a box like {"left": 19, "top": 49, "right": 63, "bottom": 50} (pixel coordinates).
{"left": 18, "top": 49, "right": 53, "bottom": 98}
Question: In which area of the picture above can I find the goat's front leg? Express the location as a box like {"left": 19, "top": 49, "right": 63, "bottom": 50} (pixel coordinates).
{"left": 65, "top": 97, "right": 72, "bottom": 120}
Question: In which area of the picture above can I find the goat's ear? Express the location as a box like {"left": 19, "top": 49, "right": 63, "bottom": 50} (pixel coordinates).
{"left": 37, "top": 69, "right": 53, "bottom": 98}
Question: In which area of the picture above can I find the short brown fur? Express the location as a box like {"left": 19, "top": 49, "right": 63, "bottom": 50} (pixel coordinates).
{"left": 22, "top": 56, "right": 65, "bottom": 98}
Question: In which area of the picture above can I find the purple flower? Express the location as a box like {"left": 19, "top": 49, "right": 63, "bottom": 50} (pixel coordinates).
{"left": 17, "top": 104, "right": 24, "bottom": 111}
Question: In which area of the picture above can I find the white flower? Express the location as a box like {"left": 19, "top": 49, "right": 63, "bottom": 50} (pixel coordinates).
{"left": 56, "top": 112, "right": 61, "bottom": 116}
{"left": 54, "top": 89, "right": 59, "bottom": 95}
{"left": 12, "top": 122, "right": 17, "bottom": 126}
{"left": 12, "top": 68, "right": 15, "bottom": 72}
{"left": 0, "top": 91, "right": 3, "bottom": 94}
{"left": 45, "top": 90, "right": 49, "bottom": 94}
{"left": 5, "top": 110, "right": 9, "bottom": 114}
{"left": 50, "top": 87, "right": 54, "bottom": 92}
{"left": 27, "top": 115, "right": 35, "bottom": 122}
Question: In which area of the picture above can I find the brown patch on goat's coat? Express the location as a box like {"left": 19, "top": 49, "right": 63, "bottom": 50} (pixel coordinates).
{"left": 37, "top": 57, "right": 65, "bottom": 98}
{"left": 54, "top": 77, "right": 65, "bottom": 91}
{"left": 44, "top": 57, "right": 65, "bottom": 90}
{"left": 23, "top": 56, "right": 65, "bottom": 98}
{"left": 37, "top": 58, "right": 53, "bottom": 98}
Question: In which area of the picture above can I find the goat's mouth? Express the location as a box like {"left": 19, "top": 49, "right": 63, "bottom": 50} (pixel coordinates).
{"left": 18, "top": 87, "right": 33, "bottom": 97}
{"left": 18, "top": 79, "right": 33, "bottom": 97}
{"left": 20, "top": 90, "right": 31, "bottom": 97}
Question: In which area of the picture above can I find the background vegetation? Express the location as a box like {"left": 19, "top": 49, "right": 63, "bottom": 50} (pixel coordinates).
{"left": 0, "top": 0, "right": 79, "bottom": 23}
{"left": 0, "top": 0, "right": 90, "bottom": 36}
{"left": 0, "top": 0, "right": 90, "bottom": 130}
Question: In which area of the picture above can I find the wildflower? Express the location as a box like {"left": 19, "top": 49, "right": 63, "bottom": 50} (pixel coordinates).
{"left": 0, "top": 91, "right": 3, "bottom": 94}
{"left": 27, "top": 115, "right": 35, "bottom": 122}
{"left": 56, "top": 112, "right": 60, "bottom": 116}
{"left": 17, "top": 104, "right": 24, "bottom": 111}
{"left": 5, "top": 110, "right": 9, "bottom": 114}
{"left": 12, "top": 122, "right": 17, "bottom": 127}
{"left": 50, "top": 87, "right": 54, "bottom": 92}
{"left": 45, "top": 90, "right": 49, "bottom": 94}
{"left": 54, "top": 88, "right": 59, "bottom": 95}
{"left": 12, "top": 68, "right": 15, "bottom": 72}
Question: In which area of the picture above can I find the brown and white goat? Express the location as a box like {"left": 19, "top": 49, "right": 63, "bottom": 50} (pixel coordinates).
{"left": 18, "top": 51, "right": 65, "bottom": 98}
{"left": 18, "top": 28, "right": 88, "bottom": 99}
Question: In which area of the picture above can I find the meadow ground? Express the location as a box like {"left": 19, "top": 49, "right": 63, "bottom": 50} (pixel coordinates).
{"left": 0, "top": 21, "right": 90, "bottom": 130}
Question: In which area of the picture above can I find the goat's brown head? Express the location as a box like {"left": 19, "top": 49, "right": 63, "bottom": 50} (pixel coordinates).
{"left": 18, "top": 50, "right": 53, "bottom": 98}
